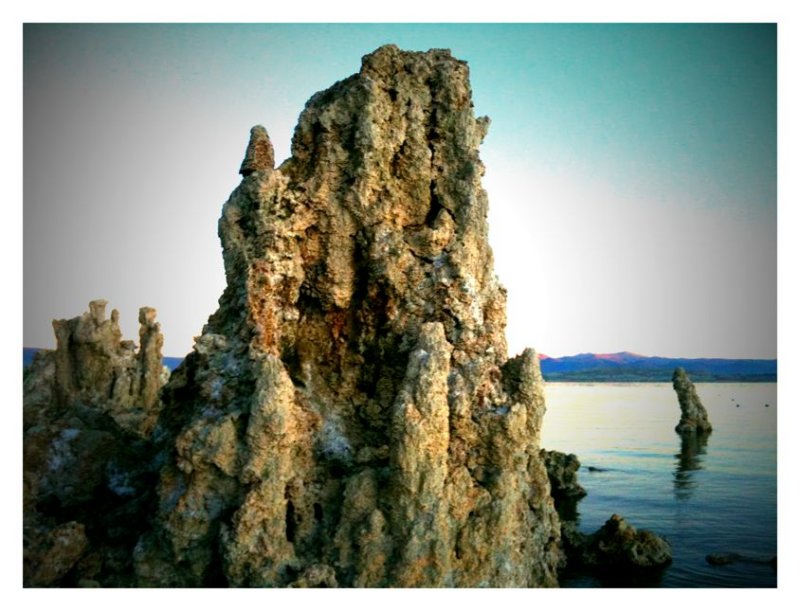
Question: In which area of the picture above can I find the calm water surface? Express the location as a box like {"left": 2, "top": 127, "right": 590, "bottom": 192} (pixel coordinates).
{"left": 541, "top": 382, "right": 777, "bottom": 588}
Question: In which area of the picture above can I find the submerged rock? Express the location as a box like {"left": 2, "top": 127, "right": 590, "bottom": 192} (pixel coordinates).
{"left": 672, "top": 367, "right": 712, "bottom": 433}
{"left": 706, "top": 552, "right": 777, "bottom": 569}
{"left": 705, "top": 552, "right": 743, "bottom": 566}
{"left": 23, "top": 302, "right": 167, "bottom": 586}
{"left": 133, "top": 44, "right": 562, "bottom": 587}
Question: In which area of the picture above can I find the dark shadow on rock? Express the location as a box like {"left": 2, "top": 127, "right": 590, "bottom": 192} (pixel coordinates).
{"left": 541, "top": 449, "right": 586, "bottom": 524}
{"left": 673, "top": 430, "right": 710, "bottom": 502}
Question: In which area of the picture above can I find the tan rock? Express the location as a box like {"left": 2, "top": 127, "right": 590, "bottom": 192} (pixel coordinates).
{"left": 23, "top": 302, "right": 168, "bottom": 587}
{"left": 239, "top": 125, "right": 275, "bottom": 176}
{"left": 46, "top": 300, "right": 166, "bottom": 437}
{"left": 134, "top": 44, "right": 562, "bottom": 587}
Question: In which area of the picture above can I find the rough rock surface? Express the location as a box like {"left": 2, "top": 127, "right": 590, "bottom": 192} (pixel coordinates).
{"left": 43, "top": 299, "right": 167, "bottom": 437}
{"left": 542, "top": 449, "right": 586, "bottom": 551}
{"left": 567, "top": 514, "right": 672, "bottom": 572}
{"left": 239, "top": 125, "right": 275, "bottom": 177}
{"left": 133, "top": 44, "right": 562, "bottom": 587}
{"left": 542, "top": 450, "right": 586, "bottom": 506}
{"left": 23, "top": 301, "right": 167, "bottom": 586}
{"left": 23, "top": 521, "right": 89, "bottom": 586}
{"left": 541, "top": 450, "right": 586, "bottom": 567}
{"left": 672, "top": 367, "right": 712, "bottom": 433}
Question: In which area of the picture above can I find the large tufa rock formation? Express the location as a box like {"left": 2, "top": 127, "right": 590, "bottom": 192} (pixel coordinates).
{"left": 23, "top": 301, "right": 167, "bottom": 586}
{"left": 134, "top": 45, "right": 562, "bottom": 587}
{"left": 672, "top": 367, "right": 712, "bottom": 433}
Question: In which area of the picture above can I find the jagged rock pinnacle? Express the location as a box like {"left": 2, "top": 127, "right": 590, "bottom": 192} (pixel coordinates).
{"left": 239, "top": 125, "right": 274, "bottom": 175}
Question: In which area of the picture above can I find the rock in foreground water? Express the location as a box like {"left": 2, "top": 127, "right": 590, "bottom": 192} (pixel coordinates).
{"left": 567, "top": 514, "right": 672, "bottom": 573}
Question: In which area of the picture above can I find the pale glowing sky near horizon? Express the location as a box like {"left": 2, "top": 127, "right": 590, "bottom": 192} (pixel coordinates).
{"left": 23, "top": 23, "right": 777, "bottom": 359}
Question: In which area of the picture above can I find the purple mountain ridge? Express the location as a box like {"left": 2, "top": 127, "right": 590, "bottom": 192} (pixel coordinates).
{"left": 538, "top": 351, "right": 776, "bottom": 382}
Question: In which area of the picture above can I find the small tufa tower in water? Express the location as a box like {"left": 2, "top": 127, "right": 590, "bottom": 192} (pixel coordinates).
{"left": 672, "top": 367, "right": 712, "bottom": 433}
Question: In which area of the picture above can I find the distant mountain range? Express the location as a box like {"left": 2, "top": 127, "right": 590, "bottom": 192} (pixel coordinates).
{"left": 539, "top": 351, "right": 776, "bottom": 382}
{"left": 23, "top": 348, "right": 776, "bottom": 382}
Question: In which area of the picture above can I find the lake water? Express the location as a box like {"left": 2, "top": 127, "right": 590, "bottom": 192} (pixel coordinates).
{"left": 540, "top": 382, "right": 777, "bottom": 588}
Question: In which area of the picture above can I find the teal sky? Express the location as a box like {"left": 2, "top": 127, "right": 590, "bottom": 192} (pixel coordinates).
{"left": 24, "top": 23, "right": 777, "bottom": 358}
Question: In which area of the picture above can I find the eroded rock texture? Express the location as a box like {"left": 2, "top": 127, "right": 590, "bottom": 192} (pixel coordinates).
{"left": 570, "top": 514, "right": 672, "bottom": 572}
{"left": 542, "top": 450, "right": 586, "bottom": 506}
{"left": 23, "top": 301, "right": 167, "bottom": 586}
{"left": 134, "top": 45, "right": 562, "bottom": 587}
{"left": 672, "top": 367, "right": 712, "bottom": 433}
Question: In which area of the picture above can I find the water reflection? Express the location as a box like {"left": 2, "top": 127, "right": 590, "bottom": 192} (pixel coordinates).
{"left": 674, "top": 430, "right": 710, "bottom": 501}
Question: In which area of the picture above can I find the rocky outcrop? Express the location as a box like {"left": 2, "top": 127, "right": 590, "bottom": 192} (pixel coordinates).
{"left": 133, "top": 44, "right": 562, "bottom": 587}
{"left": 542, "top": 452, "right": 672, "bottom": 582}
{"left": 542, "top": 449, "right": 586, "bottom": 528}
{"left": 23, "top": 302, "right": 167, "bottom": 586}
{"left": 672, "top": 367, "right": 712, "bottom": 433}
{"left": 542, "top": 450, "right": 586, "bottom": 506}
{"left": 566, "top": 514, "right": 672, "bottom": 572}
{"left": 46, "top": 299, "right": 167, "bottom": 437}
